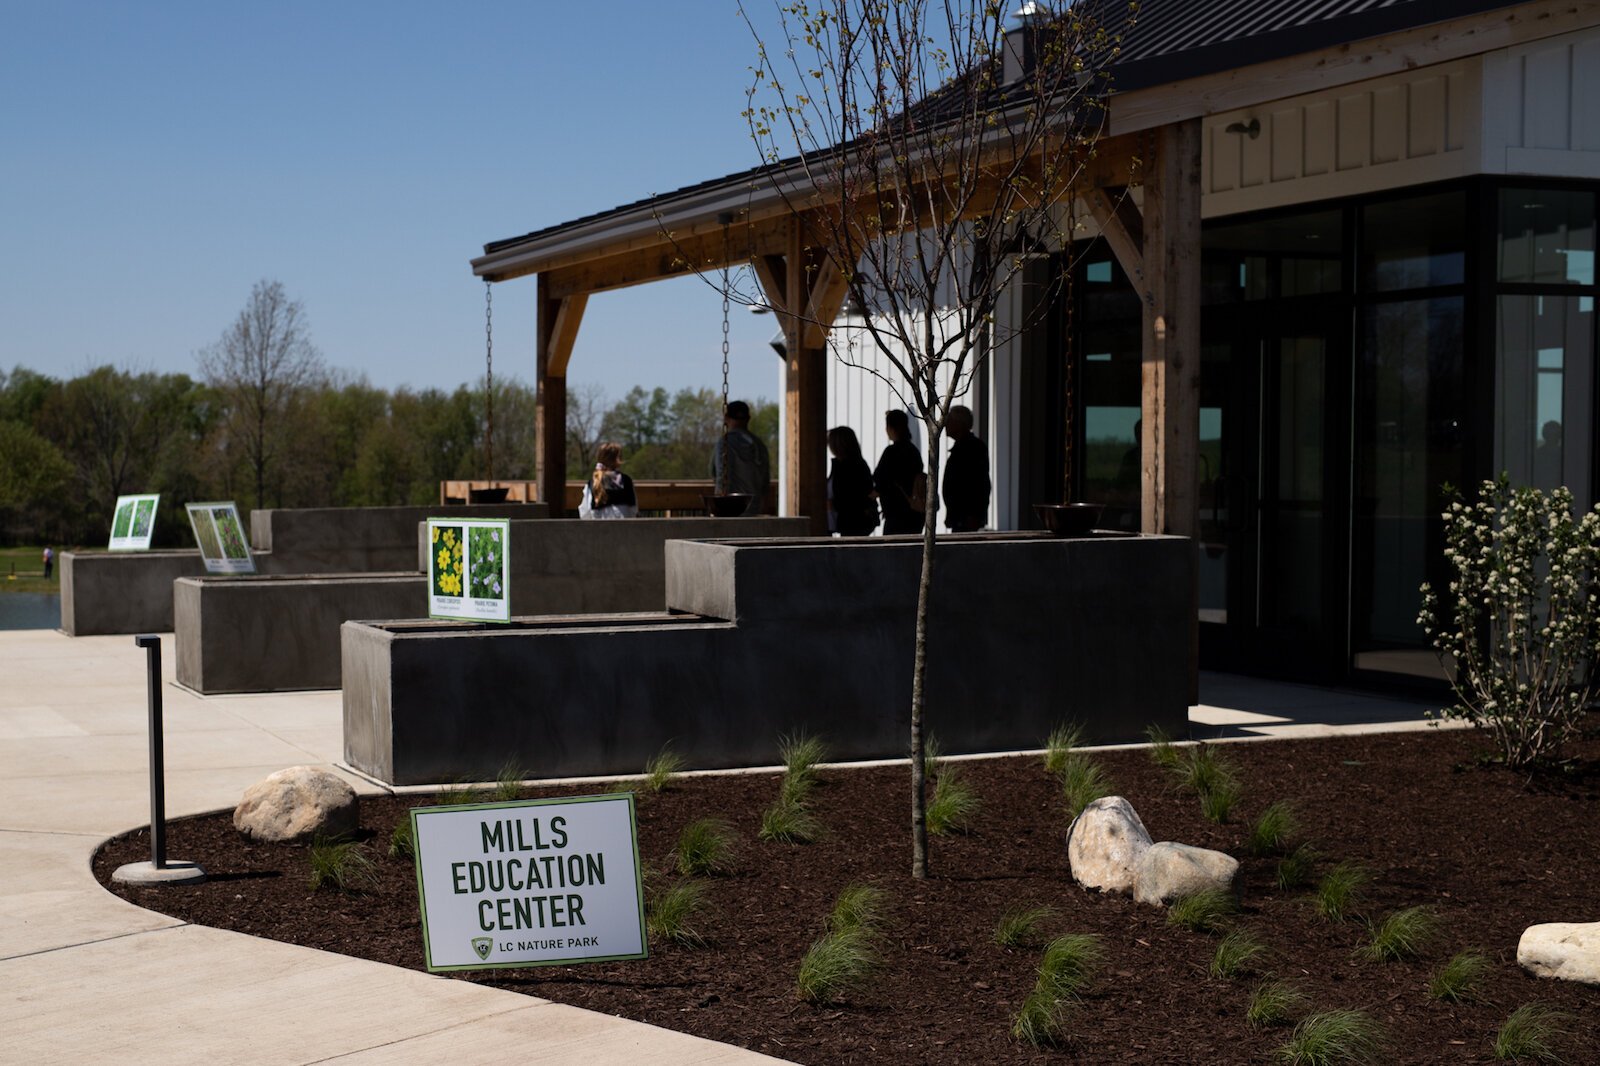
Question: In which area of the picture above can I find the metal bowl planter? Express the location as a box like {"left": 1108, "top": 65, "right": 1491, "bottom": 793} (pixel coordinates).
{"left": 702, "top": 494, "right": 754, "bottom": 517}
{"left": 468, "top": 487, "right": 511, "bottom": 504}
{"left": 1033, "top": 502, "right": 1103, "bottom": 537}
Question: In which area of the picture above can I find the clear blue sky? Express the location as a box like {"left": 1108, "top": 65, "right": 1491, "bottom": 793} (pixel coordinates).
{"left": 0, "top": 1, "right": 791, "bottom": 405}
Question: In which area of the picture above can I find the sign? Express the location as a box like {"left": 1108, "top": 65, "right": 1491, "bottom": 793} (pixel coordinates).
{"left": 185, "top": 502, "right": 256, "bottom": 574}
{"left": 108, "top": 493, "right": 160, "bottom": 551}
{"left": 427, "top": 517, "right": 510, "bottom": 623}
{"left": 411, "top": 794, "right": 647, "bottom": 971}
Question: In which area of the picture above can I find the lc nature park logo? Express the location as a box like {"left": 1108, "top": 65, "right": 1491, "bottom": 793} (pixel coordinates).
{"left": 432, "top": 526, "right": 464, "bottom": 597}
{"left": 472, "top": 937, "right": 493, "bottom": 961}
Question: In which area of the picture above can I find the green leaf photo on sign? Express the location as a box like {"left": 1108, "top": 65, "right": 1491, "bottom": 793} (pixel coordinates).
{"left": 192, "top": 509, "right": 222, "bottom": 560}
{"left": 211, "top": 507, "right": 249, "bottom": 559}
{"left": 131, "top": 498, "right": 156, "bottom": 538}
{"left": 112, "top": 501, "right": 135, "bottom": 539}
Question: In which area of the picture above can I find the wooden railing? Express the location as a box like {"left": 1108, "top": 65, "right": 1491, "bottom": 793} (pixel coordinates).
{"left": 440, "top": 479, "right": 780, "bottom": 516}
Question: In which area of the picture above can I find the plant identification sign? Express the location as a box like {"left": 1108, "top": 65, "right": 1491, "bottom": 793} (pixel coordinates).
{"left": 108, "top": 494, "right": 160, "bottom": 551}
{"left": 427, "top": 517, "right": 510, "bottom": 622}
{"left": 185, "top": 502, "right": 256, "bottom": 574}
{"left": 411, "top": 794, "right": 647, "bottom": 971}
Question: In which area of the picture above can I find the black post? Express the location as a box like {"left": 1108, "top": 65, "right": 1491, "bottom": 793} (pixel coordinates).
{"left": 135, "top": 634, "right": 167, "bottom": 869}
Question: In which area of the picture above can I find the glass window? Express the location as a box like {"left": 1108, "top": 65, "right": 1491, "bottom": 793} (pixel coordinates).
{"left": 1204, "top": 209, "right": 1342, "bottom": 301}
{"left": 1495, "top": 294, "right": 1594, "bottom": 504}
{"left": 1499, "top": 189, "right": 1596, "bottom": 285}
{"left": 1361, "top": 191, "right": 1466, "bottom": 291}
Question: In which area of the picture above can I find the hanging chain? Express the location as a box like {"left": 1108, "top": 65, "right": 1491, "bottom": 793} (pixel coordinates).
{"left": 484, "top": 280, "right": 495, "bottom": 482}
{"left": 1062, "top": 173, "right": 1077, "bottom": 503}
{"left": 717, "top": 214, "right": 733, "bottom": 496}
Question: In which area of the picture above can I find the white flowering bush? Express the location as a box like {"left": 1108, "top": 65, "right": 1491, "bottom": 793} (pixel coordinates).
{"left": 1418, "top": 478, "right": 1600, "bottom": 770}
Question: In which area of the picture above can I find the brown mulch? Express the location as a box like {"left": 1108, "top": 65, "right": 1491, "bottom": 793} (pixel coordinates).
{"left": 96, "top": 728, "right": 1600, "bottom": 1065}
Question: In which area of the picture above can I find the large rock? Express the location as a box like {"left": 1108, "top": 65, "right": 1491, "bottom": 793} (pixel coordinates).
{"left": 1133, "top": 841, "right": 1239, "bottom": 906}
{"left": 234, "top": 766, "right": 358, "bottom": 844}
{"left": 1067, "top": 796, "right": 1153, "bottom": 893}
{"left": 1518, "top": 922, "right": 1600, "bottom": 985}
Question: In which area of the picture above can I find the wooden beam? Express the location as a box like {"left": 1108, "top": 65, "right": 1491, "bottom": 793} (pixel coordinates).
{"left": 1110, "top": 0, "right": 1598, "bottom": 135}
{"left": 1084, "top": 185, "right": 1146, "bottom": 293}
{"left": 750, "top": 254, "right": 788, "bottom": 315}
{"left": 546, "top": 293, "right": 586, "bottom": 378}
{"left": 781, "top": 222, "right": 830, "bottom": 532}
{"left": 541, "top": 213, "right": 796, "bottom": 299}
{"left": 803, "top": 255, "right": 848, "bottom": 349}
{"left": 535, "top": 275, "right": 570, "bottom": 516}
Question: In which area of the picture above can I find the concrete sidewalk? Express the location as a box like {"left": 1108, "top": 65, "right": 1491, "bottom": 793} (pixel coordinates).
{"left": 0, "top": 628, "right": 1450, "bottom": 1065}
{"left": 0, "top": 630, "right": 784, "bottom": 1066}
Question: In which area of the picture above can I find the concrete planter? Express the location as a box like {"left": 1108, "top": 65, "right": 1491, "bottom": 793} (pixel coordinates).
{"left": 176, "top": 573, "right": 427, "bottom": 694}
{"left": 61, "top": 549, "right": 253, "bottom": 636}
{"left": 255, "top": 503, "right": 545, "bottom": 573}
{"left": 346, "top": 532, "right": 1194, "bottom": 785}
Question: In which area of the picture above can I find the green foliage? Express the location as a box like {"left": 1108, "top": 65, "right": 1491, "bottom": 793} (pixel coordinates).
{"left": 926, "top": 764, "right": 981, "bottom": 835}
{"left": 1493, "top": 1003, "right": 1575, "bottom": 1063}
{"left": 308, "top": 837, "right": 378, "bottom": 893}
{"left": 796, "top": 928, "right": 878, "bottom": 1004}
{"left": 777, "top": 732, "right": 828, "bottom": 795}
{"left": 1060, "top": 754, "right": 1112, "bottom": 819}
{"left": 1419, "top": 477, "right": 1600, "bottom": 770}
{"left": 759, "top": 795, "right": 823, "bottom": 844}
{"left": 436, "top": 778, "right": 489, "bottom": 806}
{"left": 1199, "top": 776, "right": 1242, "bottom": 823}
{"left": 1358, "top": 906, "right": 1440, "bottom": 963}
{"left": 645, "top": 878, "right": 709, "bottom": 947}
{"left": 1011, "top": 985, "right": 1075, "bottom": 1048}
{"left": 387, "top": 820, "right": 414, "bottom": 861}
{"left": 1167, "top": 888, "right": 1237, "bottom": 934}
{"left": 994, "top": 904, "right": 1054, "bottom": 948}
{"left": 827, "top": 883, "right": 887, "bottom": 935}
{"left": 674, "top": 818, "right": 737, "bottom": 877}
{"left": 1145, "top": 723, "right": 1183, "bottom": 770}
{"left": 1275, "top": 843, "right": 1320, "bottom": 891}
{"left": 643, "top": 745, "right": 686, "bottom": 794}
{"left": 1037, "top": 934, "right": 1104, "bottom": 1000}
{"left": 1247, "top": 801, "right": 1301, "bottom": 857}
{"left": 1172, "top": 743, "right": 1243, "bottom": 822}
{"left": 1313, "top": 862, "right": 1370, "bottom": 922}
{"left": 490, "top": 762, "right": 525, "bottom": 803}
{"left": 1429, "top": 949, "right": 1490, "bottom": 1003}
{"left": 1247, "top": 980, "right": 1308, "bottom": 1029}
{"left": 1210, "top": 929, "right": 1267, "bottom": 979}
{"left": 1043, "top": 723, "right": 1083, "bottom": 777}
{"left": 1274, "top": 1010, "right": 1386, "bottom": 1066}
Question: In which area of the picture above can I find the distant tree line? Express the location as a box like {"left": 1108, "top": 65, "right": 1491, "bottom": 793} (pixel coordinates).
{"left": 0, "top": 281, "right": 776, "bottom": 547}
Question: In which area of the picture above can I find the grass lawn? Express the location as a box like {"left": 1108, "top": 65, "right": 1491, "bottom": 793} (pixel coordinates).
{"left": 0, "top": 545, "right": 72, "bottom": 595}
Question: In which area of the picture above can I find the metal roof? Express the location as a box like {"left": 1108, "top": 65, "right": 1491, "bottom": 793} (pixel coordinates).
{"left": 476, "top": 0, "right": 1536, "bottom": 270}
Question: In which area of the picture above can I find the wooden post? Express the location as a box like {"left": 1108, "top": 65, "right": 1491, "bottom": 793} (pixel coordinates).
{"left": 1139, "top": 119, "right": 1202, "bottom": 539}
{"left": 535, "top": 276, "right": 586, "bottom": 516}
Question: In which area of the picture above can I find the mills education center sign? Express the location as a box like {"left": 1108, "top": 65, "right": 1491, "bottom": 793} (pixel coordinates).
{"left": 411, "top": 793, "right": 647, "bottom": 971}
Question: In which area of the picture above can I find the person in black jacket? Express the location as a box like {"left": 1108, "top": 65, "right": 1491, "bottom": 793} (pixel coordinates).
{"left": 942, "top": 405, "right": 991, "bottom": 532}
{"left": 873, "top": 409, "right": 924, "bottom": 535}
{"left": 827, "top": 426, "right": 877, "bottom": 536}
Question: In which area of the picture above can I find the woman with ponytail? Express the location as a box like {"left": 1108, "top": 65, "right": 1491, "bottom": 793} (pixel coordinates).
{"left": 578, "top": 442, "right": 638, "bottom": 519}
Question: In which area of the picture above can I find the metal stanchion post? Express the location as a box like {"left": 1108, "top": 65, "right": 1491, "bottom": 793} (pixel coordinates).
{"left": 113, "top": 635, "right": 205, "bottom": 886}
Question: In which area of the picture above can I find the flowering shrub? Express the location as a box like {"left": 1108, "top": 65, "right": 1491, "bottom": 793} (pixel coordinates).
{"left": 1418, "top": 477, "right": 1600, "bottom": 769}
{"left": 468, "top": 526, "right": 504, "bottom": 600}
{"left": 431, "top": 525, "right": 463, "bottom": 597}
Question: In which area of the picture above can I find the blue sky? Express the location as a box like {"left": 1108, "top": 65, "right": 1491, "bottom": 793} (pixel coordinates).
{"left": 0, "top": 1, "right": 790, "bottom": 404}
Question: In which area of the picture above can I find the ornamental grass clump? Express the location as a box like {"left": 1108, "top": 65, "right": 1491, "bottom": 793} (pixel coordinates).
{"left": 759, "top": 796, "right": 823, "bottom": 843}
{"left": 1493, "top": 1003, "right": 1575, "bottom": 1063}
{"left": 1313, "top": 861, "right": 1370, "bottom": 922}
{"left": 1275, "top": 843, "right": 1320, "bottom": 890}
{"left": 1247, "top": 801, "right": 1302, "bottom": 856}
{"left": 1275, "top": 1009, "right": 1386, "bottom": 1066}
{"left": 491, "top": 761, "right": 526, "bottom": 802}
{"left": 1247, "top": 979, "right": 1308, "bottom": 1029}
{"left": 1167, "top": 888, "right": 1237, "bottom": 934}
{"left": 762, "top": 733, "right": 828, "bottom": 843}
{"left": 1043, "top": 723, "right": 1083, "bottom": 777}
{"left": 1173, "top": 743, "right": 1243, "bottom": 824}
{"left": 1011, "top": 934, "right": 1104, "bottom": 1048}
{"left": 796, "top": 885, "right": 884, "bottom": 1003}
{"left": 643, "top": 745, "right": 686, "bottom": 794}
{"left": 923, "top": 733, "right": 981, "bottom": 835}
{"left": 645, "top": 878, "right": 709, "bottom": 947}
{"left": 1145, "top": 723, "right": 1184, "bottom": 770}
{"left": 778, "top": 732, "right": 828, "bottom": 797}
{"left": 387, "top": 819, "right": 414, "bottom": 861}
{"left": 1210, "top": 929, "right": 1267, "bottom": 979}
{"left": 1419, "top": 478, "right": 1600, "bottom": 771}
{"left": 674, "top": 818, "right": 737, "bottom": 877}
{"left": 1358, "top": 905, "right": 1440, "bottom": 963}
{"left": 309, "top": 836, "right": 378, "bottom": 893}
{"left": 1429, "top": 949, "right": 1490, "bottom": 1003}
{"left": 827, "top": 883, "right": 887, "bottom": 935}
{"left": 994, "top": 904, "right": 1054, "bottom": 949}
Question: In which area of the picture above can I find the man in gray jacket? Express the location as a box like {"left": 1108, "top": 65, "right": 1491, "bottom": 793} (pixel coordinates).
{"left": 710, "top": 400, "right": 771, "bottom": 515}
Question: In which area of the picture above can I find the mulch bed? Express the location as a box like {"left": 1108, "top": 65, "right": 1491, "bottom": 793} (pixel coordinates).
{"left": 96, "top": 728, "right": 1599, "bottom": 1064}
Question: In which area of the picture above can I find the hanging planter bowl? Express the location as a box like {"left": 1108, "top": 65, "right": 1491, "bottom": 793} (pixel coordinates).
{"left": 1034, "top": 502, "right": 1102, "bottom": 537}
{"left": 468, "top": 487, "right": 510, "bottom": 504}
{"left": 702, "top": 493, "right": 752, "bottom": 517}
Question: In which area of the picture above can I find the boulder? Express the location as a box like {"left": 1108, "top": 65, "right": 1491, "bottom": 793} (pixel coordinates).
{"left": 1133, "top": 841, "right": 1239, "bottom": 906}
{"left": 1518, "top": 922, "right": 1600, "bottom": 985}
{"left": 234, "top": 766, "right": 358, "bottom": 844}
{"left": 1067, "top": 796, "right": 1153, "bottom": 893}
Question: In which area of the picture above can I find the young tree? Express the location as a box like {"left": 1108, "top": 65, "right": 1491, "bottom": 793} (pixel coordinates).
{"left": 742, "top": 0, "right": 1132, "bottom": 876}
{"left": 198, "top": 280, "right": 325, "bottom": 509}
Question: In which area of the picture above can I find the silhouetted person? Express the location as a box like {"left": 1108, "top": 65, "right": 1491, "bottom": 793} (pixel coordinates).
{"left": 1534, "top": 419, "right": 1563, "bottom": 490}
{"left": 942, "top": 405, "right": 991, "bottom": 532}
{"left": 874, "top": 409, "right": 924, "bottom": 535}
{"left": 710, "top": 400, "right": 770, "bottom": 515}
{"left": 827, "top": 426, "right": 878, "bottom": 536}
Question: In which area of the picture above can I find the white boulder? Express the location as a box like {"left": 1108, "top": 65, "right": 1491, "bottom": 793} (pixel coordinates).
{"left": 1067, "top": 796, "right": 1153, "bottom": 893}
{"left": 234, "top": 766, "right": 359, "bottom": 844}
{"left": 1133, "top": 841, "right": 1239, "bottom": 906}
{"left": 1518, "top": 922, "right": 1600, "bottom": 985}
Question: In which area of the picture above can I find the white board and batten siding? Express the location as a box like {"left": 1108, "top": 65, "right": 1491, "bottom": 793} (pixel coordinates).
{"left": 1481, "top": 23, "right": 1600, "bottom": 179}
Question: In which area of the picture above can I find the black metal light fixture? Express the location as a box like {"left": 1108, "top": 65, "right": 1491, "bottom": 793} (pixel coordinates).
{"left": 1225, "top": 118, "right": 1261, "bottom": 140}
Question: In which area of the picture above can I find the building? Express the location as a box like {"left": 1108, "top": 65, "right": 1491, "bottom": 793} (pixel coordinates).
{"left": 471, "top": 0, "right": 1600, "bottom": 687}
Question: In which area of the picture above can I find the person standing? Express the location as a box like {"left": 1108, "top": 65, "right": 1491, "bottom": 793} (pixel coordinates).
{"left": 709, "top": 400, "right": 771, "bottom": 515}
{"left": 827, "top": 426, "right": 878, "bottom": 536}
{"left": 41, "top": 546, "right": 53, "bottom": 579}
{"left": 874, "top": 409, "right": 924, "bottom": 535}
{"left": 942, "top": 405, "right": 991, "bottom": 533}
{"left": 579, "top": 442, "right": 638, "bottom": 519}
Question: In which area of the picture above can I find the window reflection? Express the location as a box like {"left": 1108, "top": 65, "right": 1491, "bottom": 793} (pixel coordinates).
{"left": 1362, "top": 192, "right": 1466, "bottom": 290}
{"left": 1496, "top": 295, "right": 1594, "bottom": 504}
{"left": 1499, "top": 189, "right": 1596, "bottom": 285}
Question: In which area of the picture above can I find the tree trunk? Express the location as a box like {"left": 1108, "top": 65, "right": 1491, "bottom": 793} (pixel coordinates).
{"left": 909, "top": 423, "right": 942, "bottom": 879}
